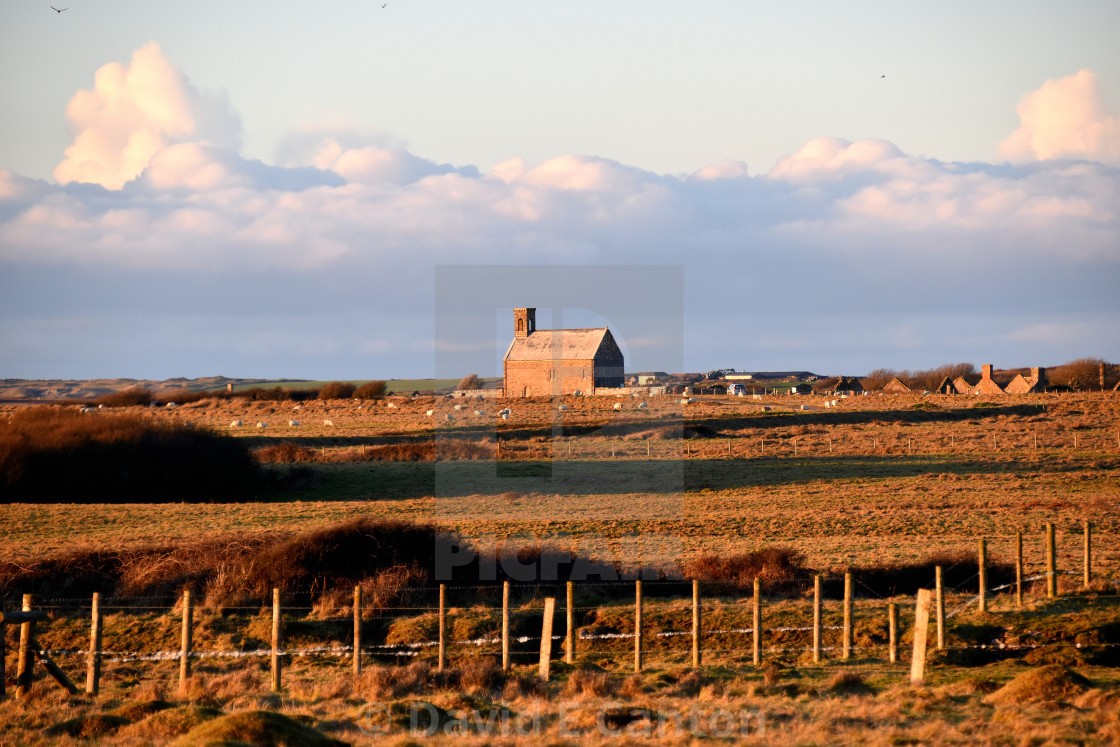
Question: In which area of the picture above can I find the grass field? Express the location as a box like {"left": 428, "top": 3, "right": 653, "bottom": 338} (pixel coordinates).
{"left": 1, "top": 391, "right": 1118, "bottom": 744}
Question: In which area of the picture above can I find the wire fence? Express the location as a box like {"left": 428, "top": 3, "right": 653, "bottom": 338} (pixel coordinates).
{"left": 3, "top": 566, "right": 1118, "bottom": 700}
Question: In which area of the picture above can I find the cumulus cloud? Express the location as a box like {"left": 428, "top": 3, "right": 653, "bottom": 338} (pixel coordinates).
{"left": 54, "top": 42, "right": 241, "bottom": 189}
{"left": 999, "top": 69, "right": 1120, "bottom": 164}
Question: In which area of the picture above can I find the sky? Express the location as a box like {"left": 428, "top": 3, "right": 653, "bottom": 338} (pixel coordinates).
{"left": 1, "top": 0, "right": 1118, "bottom": 380}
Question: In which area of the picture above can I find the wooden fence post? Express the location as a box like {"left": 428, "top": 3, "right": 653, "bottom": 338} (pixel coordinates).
{"left": 910, "top": 589, "right": 932, "bottom": 686}
{"left": 753, "top": 577, "right": 762, "bottom": 666}
{"left": 842, "top": 572, "right": 853, "bottom": 660}
{"left": 978, "top": 539, "right": 988, "bottom": 614}
{"left": 539, "top": 597, "right": 555, "bottom": 681}
{"left": 889, "top": 602, "right": 898, "bottom": 663}
{"left": 1083, "top": 520, "right": 1092, "bottom": 590}
{"left": 353, "top": 585, "right": 362, "bottom": 676}
{"left": 935, "top": 566, "right": 944, "bottom": 650}
{"left": 501, "top": 581, "right": 510, "bottom": 671}
{"left": 179, "top": 590, "right": 192, "bottom": 697}
{"left": 812, "top": 574, "right": 821, "bottom": 663}
{"left": 1016, "top": 531, "right": 1023, "bottom": 608}
{"left": 0, "top": 599, "right": 5, "bottom": 697}
{"left": 86, "top": 592, "right": 102, "bottom": 695}
{"left": 565, "top": 581, "right": 575, "bottom": 664}
{"left": 16, "top": 594, "right": 33, "bottom": 698}
{"left": 271, "top": 588, "right": 282, "bottom": 693}
{"left": 1045, "top": 523, "right": 1058, "bottom": 598}
{"left": 438, "top": 584, "right": 447, "bottom": 672}
{"left": 634, "top": 580, "right": 643, "bottom": 673}
{"left": 692, "top": 580, "right": 701, "bottom": 668}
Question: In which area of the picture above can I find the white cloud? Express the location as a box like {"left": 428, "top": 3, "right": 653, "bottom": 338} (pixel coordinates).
{"left": 54, "top": 42, "right": 241, "bottom": 190}
{"left": 999, "top": 69, "right": 1120, "bottom": 164}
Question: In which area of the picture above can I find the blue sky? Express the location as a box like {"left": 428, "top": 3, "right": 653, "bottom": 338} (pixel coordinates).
{"left": 1, "top": 1, "right": 1118, "bottom": 379}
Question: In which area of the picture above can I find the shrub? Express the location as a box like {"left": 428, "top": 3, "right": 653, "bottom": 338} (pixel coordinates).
{"left": 683, "top": 548, "right": 807, "bottom": 594}
{"left": 1049, "top": 358, "right": 1110, "bottom": 391}
{"left": 0, "top": 408, "right": 259, "bottom": 503}
{"left": 318, "top": 381, "right": 356, "bottom": 400}
{"left": 94, "top": 386, "right": 153, "bottom": 407}
{"left": 354, "top": 380, "right": 387, "bottom": 400}
{"left": 457, "top": 373, "right": 483, "bottom": 391}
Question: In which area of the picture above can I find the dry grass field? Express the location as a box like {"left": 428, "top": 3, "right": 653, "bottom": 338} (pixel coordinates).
{"left": 1, "top": 390, "right": 1118, "bottom": 744}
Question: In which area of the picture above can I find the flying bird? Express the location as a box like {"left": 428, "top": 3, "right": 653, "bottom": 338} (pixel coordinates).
{"left": 51, "top": 5, "right": 68, "bottom": 11}
{"left": 881, "top": 74, "right": 886, "bottom": 78}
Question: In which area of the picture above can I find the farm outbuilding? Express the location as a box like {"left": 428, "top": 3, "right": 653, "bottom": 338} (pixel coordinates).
{"left": 503, "top": 308, "right": 625, "bottom": 397}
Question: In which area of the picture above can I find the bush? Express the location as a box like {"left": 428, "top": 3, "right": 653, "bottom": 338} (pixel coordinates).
{"left": 457, "top": 373, "right": 483, "bottom": 391}
{"left": 94, "top": 387, "right": 153, "bottom": 407}
{"left": 318, "top": 381, "right": 356, "bottom": 400}
{"left": 683, "top": 548, "right": 807, "bottom": 594}
{"left": 0, "top": 408, "right": 259, "bottom": 503}
{"left": 1048, "top": 358, "right": 1110, "bottom": 391}
{"left": 354, "top": 380, "right": 387, "bottom": 400}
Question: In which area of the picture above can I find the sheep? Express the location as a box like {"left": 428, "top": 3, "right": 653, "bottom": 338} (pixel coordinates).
{"left": 761, "top": 406, "right": 771, "bottom": 412}
{"left": 166, "top": 402, "right": 178, "bottom": 408}
{"left": 637, "top": 402, "right": 648, "bottom": 409}
{"left": 426, "top": 409, "right": 435, "bottom": 417}
{"left": 387, "top": 402, "right": 397, "bottom": 408}
{"left": 292, "top": 404, "right": 302, "bottom": 411}
{"left": 256, "top": 422, "right": 267, "bottom": 429}
{"left": 80, "top": 406, "right": 93, "bottom": 413}
{"left": 558, "top": 404, "right": 569, "bottom": 411}
{"left": 289, "top": 420, "right": 300, "bottom": 426}
{"left": 453, "top": 404, "right": 464, "bottom": 411}
{"left": 323, "top": 419, "right": 334, "bottom": 426}
{"left": 474, "top": 409, "right": 485, "bottom": 416}
{"left": 445, "top": 413, "right": 455, "bottom": 422}
{"left": 501, "top": 413, "right": 509, "bottom": 420}
{"left": 613, "top": 403, "right": 623, "bottom": 411}
{"left": 230, "top": 420, "right": 242, "bottom": 427}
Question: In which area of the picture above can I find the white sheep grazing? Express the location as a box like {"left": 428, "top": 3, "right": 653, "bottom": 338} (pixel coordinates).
{"left": 638, "top": 402, "right": 648, "bottom": 409}
{"left": 501, "top": 413, "right": 509, "bottom": 420}
{"left": 256, "top": 422, "right": 267, "bottom": 429}
{"left": 613, "top": 403, "right": 623, "bottom": 410}
{"left": 323, "top": 419, "right": 334, "bottom": 426}
{"left": 558, "top": 404, "right": 569, "bottom": 411}
{"left": 474, "top": 409, "right": 485, "bottom": 416}
{"left": 166, "top": 402, "right": 177, "bottom": 408}
{"left": 80, "top": 406, "right": 93, "bottom": 413}
{"left": 426, "top": 409, "right": 435, "bottom": 417}
{"left": 230, "top": 420, "right": 242, "bottom": 427}
{"left": 387, "top": 402, "right": 397, "bottom": 408}
{"left": 292, "top": 404, "right": 302, "bottom": 411}
{"left": 453, "top": 404, "right": 463, "bottom": 411}
{"left": 289, "top": 420, "right": 300, "bottom": 426}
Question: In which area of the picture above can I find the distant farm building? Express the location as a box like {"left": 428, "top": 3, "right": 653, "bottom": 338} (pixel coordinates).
{"left": 503, "top": 308, "right": 625, "bottom": 397}
{"left": 948, "top": 364, "right": 1049, "bottom": 394}
{"left": 881, "top": 377, "right": 912, "bottom": 394}
{"left": 1005, "top": 367, "right": 1049, "bottom": 394}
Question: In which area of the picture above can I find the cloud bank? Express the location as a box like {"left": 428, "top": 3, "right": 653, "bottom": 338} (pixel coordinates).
{"left": 2, "top": 46, "right": 1118, "bottom": 378}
